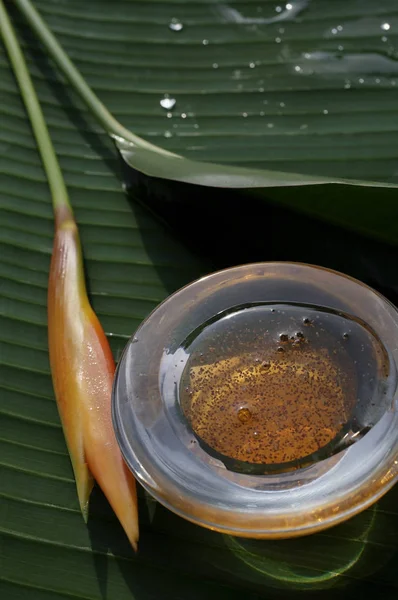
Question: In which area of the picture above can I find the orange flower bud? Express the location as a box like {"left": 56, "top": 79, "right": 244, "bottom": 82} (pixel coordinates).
{"left": 48, "top": 203, "right": 138, "bottom": 550}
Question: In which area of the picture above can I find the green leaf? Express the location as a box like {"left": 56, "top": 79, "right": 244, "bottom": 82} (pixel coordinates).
{"left": 12, "top": 0, "right": 398, "bottom": 244}
{"left": 1, "top": 1, "right": 398, "bottom": 599}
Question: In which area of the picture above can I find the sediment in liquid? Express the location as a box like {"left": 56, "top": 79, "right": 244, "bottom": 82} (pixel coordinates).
{"left": 179, "top": 303, "right": 389, "bottom": 470}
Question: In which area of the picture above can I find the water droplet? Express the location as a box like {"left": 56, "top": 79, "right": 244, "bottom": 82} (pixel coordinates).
{"left": 303, "top": 317, "right": 312, "bottom": 325}
{"left": 279, "top": 333, "right": 289, "bottom": 342}
{"left": 242, "top": 112, "right": 248, "bottom": 118}
{"left": 344, "top": 80, "right": 351, "bottom": 89}
{"left": 260, "top": 111, "right": 265, "bottom": 116}
{"left": 181, "top": 113, "right": 187, "bottom": 119}
{"left": 279, "top": 27, "right": 285, "bottom": 34}
{"left": 249, "top": 62, "right": 256, "bottom": 68}
{"left": 359, "top": 78, "right": 365, "bottom": 84}
{"left": 166, "top": 112, "right": 172, "bottom": 118}
{"left": 259, "top": 87, "right": 265, "bottom": 93}
{"left": 275, "top": 37, "right": 282, "bottom": 43}
{"left": 261, "top": 361, "right": 271, "bottom": 369}
{"left": 169, "top": 19, "right": 183, "bottom": 32}
{"left": 164, "top": 130, "right": 173, "bottom": 138}
{"left": 280, "top": 102, "right": 286, "bottom": 107}
{"left": 382, "top": 36, "right": 388, "bottom": 42}
{"left": 300, "top": 123, "right": 308, "bottom": 130}
{"left": 277, "top": 346, "right": 285, "bottom": 353}
{"left": 381, "top": 23, "right": 391, "bottom": 31}
{"left": 160, "top": 96, "right": 176, "bottom": 110}
{"left": 296, "top": 331, "right": 305, "bottom": 339}
{"left": 237, "top": 407, "right": 252, "bottom": 423}
{"left": 294, "top": 65, "right": 302, "bottom": 72}
{"left": 253, "top": 431, "right": 259, "bottom": 438}
{"left": 202, "top": 39, "right": 209, "bottom": 45}
{"left": 286, "top": 3, "right": 293, "bottom": 9}
{"left": 212, "top": 63, "right": 219, "bottom": 69}
{"left": 323, "top": 109, "right": 329, "bottom": 115}
{"left": 267, "top": 122, "right": 274, "bottom": 128}
{"left": 275, "top": 5, "right": 282, "bottom": 13}
{"left": 343, "top": 333, "right": 349, "bottom": 340}
{"left": 338, "top": 45, "right": 344, "bottom": 51}
{"left": 331, "top": 28, "right": 338, "bottom": 35}
{"left": 375, "top": 78, "right": 381, "bottom": 84}
{"left": 337, "top": 25, "right": 343, "bottom": 32}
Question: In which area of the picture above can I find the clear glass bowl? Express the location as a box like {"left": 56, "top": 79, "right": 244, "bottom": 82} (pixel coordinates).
{"left": 112, "top": 263, "right": 398, "bottom": 538}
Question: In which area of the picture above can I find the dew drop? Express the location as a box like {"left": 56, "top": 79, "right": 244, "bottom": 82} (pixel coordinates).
{"left": 166, "top": 112, "right": 172, "bottom": 118}
{"left": 303, "top": 317, "right": 312, "bottom": 325}
{"left": 169, "top": 19, "right": 183, "bottom": 32}
{"left": 275, "top": 37, "right": 282, "bottom": 43}
{"left": 343, "top": 332, "right": 350, "bottom": 340}
{"left": 249, "top": 62, "right": 256, "bottom": 69}
{"left": 237, "top": 407, "right": 252, "bottom": 423}
{"left": 181, "top": 113, "right": 187, "bottom": 119}
{"left": 381, "top": 23, "right": 391, "bottom": 31}
{"left": 277, "top": 346, "right": 285, "bottom": 353}
{"left": 212, "top": 63, "right": 219, "bottom": 69}
{"left": 202, "top": 39, "right": 209, "bottom": 45}
{"left": 267, "top": 122, "right": 274, "bottom": 128}
{"left": 242, "top": 112, "right": 248, "bottom": 118}
{"left": 279, "top": 333, "right": 289, "bottom": 342}
{"left": 160, "top": 96, "right": 176, "bottom": 110}
{"left": 275, "top": 5, "right": 282, "bottom": 12}
{"left": 164, "top": 130, "right": 173, "bottom": 138}
{"left": 323, "top": 109, "right": 329, "bottom": 115}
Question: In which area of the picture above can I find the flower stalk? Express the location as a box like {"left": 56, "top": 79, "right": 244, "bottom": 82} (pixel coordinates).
{"left": 0, "top": 0, "right": 138, "bottom": 549}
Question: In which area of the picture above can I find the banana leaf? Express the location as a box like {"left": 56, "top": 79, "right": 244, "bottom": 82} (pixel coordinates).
{"left": 1, "top": 1, "right": 398, "bottom": 599}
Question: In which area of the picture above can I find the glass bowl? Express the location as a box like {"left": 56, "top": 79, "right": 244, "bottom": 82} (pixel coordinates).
{"left": 112, "top": 262, "right": 398, "bottom": 538}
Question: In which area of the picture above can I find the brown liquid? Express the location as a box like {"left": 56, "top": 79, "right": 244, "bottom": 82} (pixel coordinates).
{"left": 179, "top": 303, "right": 388, "bottom": 470}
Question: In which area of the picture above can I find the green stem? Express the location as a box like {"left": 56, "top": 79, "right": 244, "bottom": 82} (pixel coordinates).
{"left": 13, "top": 0, "right": 174, "bottom": 157}
{"left": 0, "top": 0, "right": 71, "bottom": 213}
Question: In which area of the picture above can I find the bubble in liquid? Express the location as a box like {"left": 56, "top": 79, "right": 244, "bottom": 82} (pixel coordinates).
{"left": 238, "top": 407, "right": 252, "bottom": 423}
